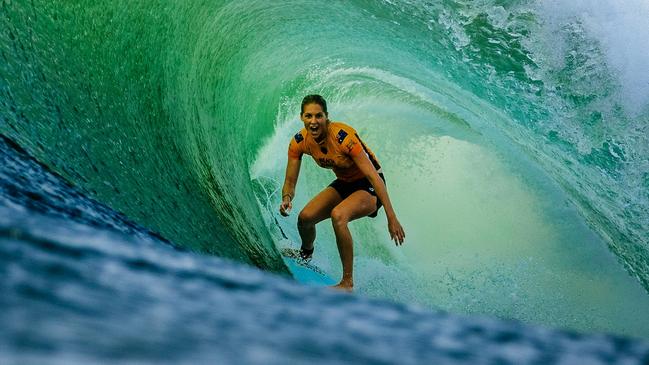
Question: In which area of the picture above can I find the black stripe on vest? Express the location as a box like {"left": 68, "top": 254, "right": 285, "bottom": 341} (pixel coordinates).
{"left": 355, "top": 133, "right": 381, "bottom": 171}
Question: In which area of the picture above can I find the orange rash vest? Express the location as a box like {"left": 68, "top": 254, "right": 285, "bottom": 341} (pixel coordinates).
{"left": 287, "top": 122, "right": 382, "bottom": 182}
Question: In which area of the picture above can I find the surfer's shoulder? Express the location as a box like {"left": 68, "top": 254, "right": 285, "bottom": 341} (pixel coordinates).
{"left": 330, "top": 122, "right": 357, "bottom": 134}
{"left": 329, "top": 122, "right": 357, "bottom": 144}
{"left": 293, "top": 128, "right": 307, "bottom": 143}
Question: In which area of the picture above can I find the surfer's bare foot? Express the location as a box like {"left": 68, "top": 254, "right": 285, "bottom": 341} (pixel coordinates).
{"left": 330, "top": 281, "right": 353, "bottom": 292}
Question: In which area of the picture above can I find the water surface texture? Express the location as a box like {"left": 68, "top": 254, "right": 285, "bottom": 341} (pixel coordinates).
{"left": 2, "top": 0, "right": 649, "bottom": 361}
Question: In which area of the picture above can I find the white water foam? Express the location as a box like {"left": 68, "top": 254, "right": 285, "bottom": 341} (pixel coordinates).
{"left": 537, "top": 0, "right": 649, "bottom": 116}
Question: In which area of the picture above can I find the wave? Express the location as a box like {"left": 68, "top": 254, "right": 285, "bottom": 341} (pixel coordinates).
{"left": 2, "top": 0, "right": 648, "bottom": 337}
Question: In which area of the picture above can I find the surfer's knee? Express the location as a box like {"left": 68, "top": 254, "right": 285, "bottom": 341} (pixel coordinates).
{"left": 298, "top": 209, "right": 317, "bottom": 227}
{"left": 330, "top": 207, "right": 350, "bottom": 226}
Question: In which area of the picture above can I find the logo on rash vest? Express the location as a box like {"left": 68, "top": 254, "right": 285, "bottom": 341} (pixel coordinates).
{"left": 336, "top": 129, "right": 348, "bottom": 144}
{"left": 318, "top": 158, "right": 336, "bottom": 168}
{"left": 294, "top": 133, "right": 304, "bottom": 143}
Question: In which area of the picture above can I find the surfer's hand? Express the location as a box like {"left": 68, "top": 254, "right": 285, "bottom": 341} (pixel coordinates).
{"left": 279, "top": 199, "right": 292, "bottom": 217}
{"left": 387, "top": 215, "right": 405, "bottom": 246}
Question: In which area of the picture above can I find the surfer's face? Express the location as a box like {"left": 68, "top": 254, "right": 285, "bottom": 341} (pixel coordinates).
{"left": 301, "top": 103, "right": 329, "bottom": 143}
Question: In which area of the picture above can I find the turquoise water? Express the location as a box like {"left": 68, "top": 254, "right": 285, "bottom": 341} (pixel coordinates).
{"left": 2, "top": 0, "right": 648, "bottom": 338}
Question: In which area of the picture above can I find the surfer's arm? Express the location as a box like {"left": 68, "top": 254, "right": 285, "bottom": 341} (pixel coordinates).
{"left": 280, "top": 157, "right": 301, "bottom": 216}
{"left": 351, "top": 153, "right": 405, "bottom": 245}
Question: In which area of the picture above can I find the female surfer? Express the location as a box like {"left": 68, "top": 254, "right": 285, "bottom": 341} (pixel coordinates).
{"left": 279, "top": 94, "right": 405, "bottom": 291}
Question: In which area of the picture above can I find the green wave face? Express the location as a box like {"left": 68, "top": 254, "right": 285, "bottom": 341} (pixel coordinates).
{"left": 1, "top": 0, "right": 292, "bottom": 270}
{"left": 3, "top": 0, "right": 649, "bottom": 337}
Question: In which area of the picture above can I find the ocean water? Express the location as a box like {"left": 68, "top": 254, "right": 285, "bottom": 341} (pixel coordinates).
{"left": 2, "top": 0, "right": 649, "bottom": 363}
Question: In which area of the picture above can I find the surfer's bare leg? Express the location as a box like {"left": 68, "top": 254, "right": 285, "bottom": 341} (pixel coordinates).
{"left": 298, "top": 187, "right": 341, "bottom": 251}
{"left": 330, "top": 190, "right": 377, "bottom": 291}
